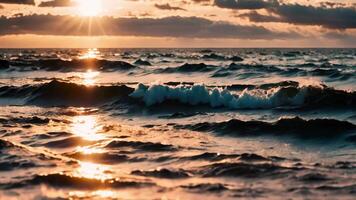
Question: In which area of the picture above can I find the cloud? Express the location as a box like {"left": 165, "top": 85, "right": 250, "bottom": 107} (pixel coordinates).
{"left": 239, "top": 11, "right": 280, "bottom": 23}
{"left": 154, "top": 3, "right": 186, "bottom": 11}
{"left": 240, "top": 4, "right": 356, "bottom": 29}
{"left": 268, "top": 4, "right": 356, "bottom": 29}
{"left": 0, "top": 0, "right": 34, "bottom": 5}
{"left": 215, "top": 0, "right": 356, "bottom": 29}
{"left": 0, "top": 14, "right": 298, "bottom": 39}
{"left": 190, "top": 0, "right": 211, "bottom": 5}
{"left": 214, "top": 0, "right": 277, "bottom": 10}
{"left": 192, "top": 0, "right": 211, "bottom": 3}
{"left": 38, "top": 0, "right": 75, "bottom": 7}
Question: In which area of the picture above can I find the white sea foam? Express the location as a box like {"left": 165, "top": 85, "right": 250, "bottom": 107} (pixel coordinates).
{"left": 130, "top": 83, "right": 309, "bottom": 109}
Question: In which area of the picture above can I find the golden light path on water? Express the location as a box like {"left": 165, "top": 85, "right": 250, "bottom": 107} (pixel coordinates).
{"left": 69, "top": 113, "right": 116, "bottom": 198}
{"left": 79, "top": 48, "right": 101, "bottom": 86}
{"left": 82, "top": 69, "right": 100, "bottom": 86}
{"left": 75, "top": 161, "right": 112, "bottom": 180}
{"left": 70, "top": 161, "right": 117, "bottom": 198}
{"left": 79, "top": 48, "right": 100, "bottom": 59}
{"left": 69, "top": 190, "right": 118, "bottom": 199}
{"left": 71, "top": 115, "right": 105, "bottom": 141}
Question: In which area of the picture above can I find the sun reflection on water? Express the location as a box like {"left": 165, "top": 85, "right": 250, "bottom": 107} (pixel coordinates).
{"left": 75, "top": 146, "right": 105, "bottom": 154}
{"left": 69, "top": 190, "right": 118, "bottom": 199}
{"left": 77, "top": 48, "right": 102, "bottom": 86}
{"left": 82, "top": 69, "right": 100, "bottom": 86}
{"left": 93, "top": 190, "right": 117, "bottom": 198}
{"left": 71, "top": 115, "right": 104, "bottom": 141}
{"left": 75, "top": 162, "right": 112, "bottom": 181}
{"left": 79, "top": 48, "right": 100, "bottom": 59}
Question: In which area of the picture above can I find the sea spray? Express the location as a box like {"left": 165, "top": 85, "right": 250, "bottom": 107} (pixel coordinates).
{"left": 130, "top": 83, "right": 310, "bottom": 109}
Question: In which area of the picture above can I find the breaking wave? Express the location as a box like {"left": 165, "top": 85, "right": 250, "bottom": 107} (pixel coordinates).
{"left": 0, "top": 80, "right": 355, "bottom": 109}
{"left": 130, "top": 83, "right": 356, "bottom": 109}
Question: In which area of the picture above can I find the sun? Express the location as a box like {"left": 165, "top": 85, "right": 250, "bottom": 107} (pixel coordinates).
{"left": 75, "top": 0, "right": 103, "bottom": 16}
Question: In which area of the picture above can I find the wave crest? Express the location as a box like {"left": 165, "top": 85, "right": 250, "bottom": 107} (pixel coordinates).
{"left": 130, "top": 83, "right": 355, "bottom": 109}
{"left": 1, "top": 80, "right": 355, "bottom": 109}
{"left": 174, "top": 117, "right": 356, "bottom": 139}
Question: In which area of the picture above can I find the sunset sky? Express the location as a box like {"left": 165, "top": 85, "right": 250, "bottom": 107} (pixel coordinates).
{"left": 0, "top": 0, "right": 355, "bottom": 48}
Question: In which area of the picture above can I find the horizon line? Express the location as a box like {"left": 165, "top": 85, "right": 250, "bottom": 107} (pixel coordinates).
{"left": 0, "top": 47, "right": 355, "bottom": 49}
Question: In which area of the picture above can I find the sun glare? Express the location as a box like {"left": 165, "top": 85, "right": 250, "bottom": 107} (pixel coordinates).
{"left": 82, "top": 69, "right": 100, "bottom": 86}
{"left": 76, "top": 0, "right": 103, "bottom": 16}
{"left": 80, "top": 48, "right": 100, "bottom": 59}
{"left": 75, "top": 162, "right": 112, "bottom": 180}
{"left": 71, "top": 115, "right": 104, "bottom": 141}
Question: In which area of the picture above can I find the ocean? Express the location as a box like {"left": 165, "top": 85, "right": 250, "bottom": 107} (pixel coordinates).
{"left": 0, "top": 48, "right": 355, "bottom": 199}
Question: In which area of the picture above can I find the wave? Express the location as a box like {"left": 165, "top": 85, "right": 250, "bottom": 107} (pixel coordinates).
{"left": 156, "top": 81, "right": 298, "bottom": 91}
{"left": 0, "top": 80, "right": 355, "bottom": 109}
{"left": 0, "top": 84, "right": 35, "bottom": 98}
{"left": 309, "top": 68, "right": 354, "bottom": 80}
{"left": 180, "top": 183, "right": 229, "bottom": 193}
{"left": 3, "top": 57, "right": 355, "bottom": 82}
{"left": 211, "top": 63, "right": 355, "bottom": 80}
{"left": 130, "top": 83, "right": 356, "bottom": 109}
{"left": 0, "top": 80, "right": 134, "bottom": 106}
{"left": 105, "top": 140, "right": 178, "bottom": 152}
{"left": 0, "top": 59, "right": 10, "bottom": 69}
{"left": 28, "top": 80, "right": 134, "bottom": 106}
{"left": 39, "top": 137, "right": 96, "bottom": 148}
{"left": 179, "top": 152, "right": 287, "bottom": 162}
{"left": 159, "top": 63, "right": 285, "bottom": 74}
{"left": 202, "top": 53, "right": 226, "bottom": 60}
{"left": 0, "top": 139, "right": 60, "bottom": 172}
{"left": 134, "top": 59, "right": 151, "bottom": 66}
{"left": 198, "top": 162, "right": 295, "bottom": 178}
{"left": 283, "top": 51, "right": 303, "bottom": 57}
{"left": 174, "top": 117, "right": 356, "bottom": 140}
{"left": 202, "top": 53, "right": 244, "bottom": 62}
{"left": 132, "top": 168, "right": 190, "bottom": 179}
{"left": 4, "top": 58, "right": 137, "bottom": 72}
{"left": 3, "top": 173, "right": 155, "bottom": 190}
{"left": 0, "top": 116, "right": 50, "bottom": 125}
{"left": 66, "top": 152, "right": 141, "bottom": 164}
{"left": 227, "top": 63, "right": 284, "bottom": 73}
{"left": 159, "top": 63, "right": 217, "bottom": 73}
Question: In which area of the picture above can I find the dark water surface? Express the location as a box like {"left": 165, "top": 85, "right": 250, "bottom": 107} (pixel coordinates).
{"left": 0, "top": 48, "right": 355, "bottom": 199}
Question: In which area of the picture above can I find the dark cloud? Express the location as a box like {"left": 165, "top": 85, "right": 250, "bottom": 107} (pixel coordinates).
{"left": 240, "top": 4, "right": 356, "bottom": 29}
{"left": 0, "top": 14, "right": 298, "bottom": 39}
{"left": 320, "top": 2, "right": 347, "bottom": 8}
{"left": 38, "top": 0, "right": 75, "bottom": 7}
{"left": 215, "top": 0, "right": 356, "bottom": 29}
{"left": 323, "top": 31, "right": 355, "bottom": 40}
{"left": 269, "top": 4, "right": 356, "bottom": 29}
{"left": 214, "top": 0, "right": 277, "bottom": 10}
{"left": 154, "top": 3, "right": 186, "bottom": 11}
{"left": 239, "top": 11, "right": 279, "bottom": 22}
{"left": 0, "top": 0, "right": 34, "bottom": 5}
{"left": 321, "top": 31, "right": 356, "bottom": 46}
